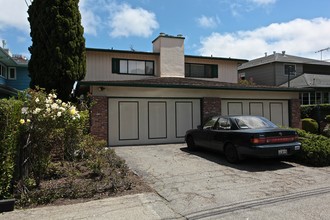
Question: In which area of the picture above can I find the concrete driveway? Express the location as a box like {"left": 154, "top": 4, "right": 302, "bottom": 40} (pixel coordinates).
{"left": 114, "top": 144, "right": 330, "bottom": 220}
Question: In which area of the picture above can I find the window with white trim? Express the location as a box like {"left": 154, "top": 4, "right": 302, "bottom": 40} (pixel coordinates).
{"left": 0, "top": 63, "right": 7, "bottom": 78}
{"left": 8, "top": 67, "right": 16, "bottom": 80}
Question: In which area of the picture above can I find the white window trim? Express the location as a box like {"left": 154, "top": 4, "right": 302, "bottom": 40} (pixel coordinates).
{"left": 0, "top": 63, "right": 7, "bottom": 79}
{"left": 8, "top": 67, "right": 16, "bottom": 80}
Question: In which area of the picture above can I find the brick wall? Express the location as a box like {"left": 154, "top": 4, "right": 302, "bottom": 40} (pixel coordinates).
{"left": 90, "top": 96, "right": 108, "bottom": 142}
{"left": 290, "top": 99, "right": 301, "bottom": 128}
{"left": 202, "top": 97, "right": 222, "bottom": 123}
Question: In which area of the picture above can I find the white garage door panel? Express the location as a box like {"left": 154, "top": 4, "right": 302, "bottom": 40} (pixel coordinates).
{"left": 109, "top": 98, "right": 200, "bottom": 146}
{"left": 175, "top": 102, "right": 193, "bottom": 138}
{"left": 270, "top": 102, "right": 284, "bottom": 126}
{"left": 148, "top": 102, "right": 167, "bottom": 139}
{"left": 249, "top": 102, "right": 264, "bottom": 116}
{"left": 119, "top": 102, "right": 139, "bottom": 140}
{"left": 228, "top": 102, "right": 243, "bottom": 115}
{"left": 222, "top": 99, "right": 288, "bottom": 127}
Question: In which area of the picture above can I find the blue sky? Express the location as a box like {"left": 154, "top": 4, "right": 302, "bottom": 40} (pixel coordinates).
{"left": 1, "top": 0, "right": 330, "bottom": 61}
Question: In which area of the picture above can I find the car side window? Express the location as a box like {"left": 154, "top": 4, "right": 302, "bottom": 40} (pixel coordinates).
{"left": 218, "top": 117, "right": 231, "bottom": 130}
{"left": 203, "top": 117, "right": 219, "bottom": 129}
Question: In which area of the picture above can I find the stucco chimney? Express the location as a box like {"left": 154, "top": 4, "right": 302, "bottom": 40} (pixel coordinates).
{"left": 152, "top": 33, "right": 185, "bottom": 77}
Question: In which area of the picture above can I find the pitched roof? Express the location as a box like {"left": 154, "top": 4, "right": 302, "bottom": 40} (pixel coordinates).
{"left": 281, "top": 73, "right": 330, "bottom": 88}
{"left": 81, "top": 77, "right": 306, "bottom": 92}
{"left": 0, "top": 47, "right": 28, "bottom": 67}
{"left": 238, "top": 53, "right": 330, "bottom": 70}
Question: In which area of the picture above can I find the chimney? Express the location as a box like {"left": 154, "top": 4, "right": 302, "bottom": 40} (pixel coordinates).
{"left": 152, "top": 33, "right": 185, "bottom": 77}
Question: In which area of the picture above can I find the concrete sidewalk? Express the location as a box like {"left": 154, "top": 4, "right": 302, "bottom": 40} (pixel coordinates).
{"left": 1, "top": 193, "right": 183, "bottom": 220}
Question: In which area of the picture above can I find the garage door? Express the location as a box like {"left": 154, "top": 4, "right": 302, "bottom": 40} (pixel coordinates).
{"left": 109, "top": 98, "right": 201, "bottom": 146}
{"left": 221, "top": 99, "right": 289, "bottom": 126}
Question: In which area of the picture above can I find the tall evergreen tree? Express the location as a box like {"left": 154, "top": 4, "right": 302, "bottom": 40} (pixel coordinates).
{"left": 28, "top": 0, "right": 86, "bottom": 100}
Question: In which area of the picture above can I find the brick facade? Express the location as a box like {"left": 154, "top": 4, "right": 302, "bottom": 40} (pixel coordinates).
{"left": 289, "top": 99, "right": 301, "bottom": 128}
{"left": 90, "top": 96, "right": 108, "bottom": 141}
{"left": 202, "top": 97, "right": 222, "bottom": 123}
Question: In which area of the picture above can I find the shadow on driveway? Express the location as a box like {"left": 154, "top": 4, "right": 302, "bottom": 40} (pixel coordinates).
{"left": 180, "top": 147, "right": 295, "bottom": 172}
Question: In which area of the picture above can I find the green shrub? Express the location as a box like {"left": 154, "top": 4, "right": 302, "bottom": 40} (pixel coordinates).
{"left": 301, "top": 104, "right": 330, "bottom": 120}
{"left": 294, "top": 129, "right": 330, "bottom": 167}
{"left": 301, "top": 118, "right": 319, "bottom": 134}
{"left": 0, "top": 98, "right": 23, "bottom": 199}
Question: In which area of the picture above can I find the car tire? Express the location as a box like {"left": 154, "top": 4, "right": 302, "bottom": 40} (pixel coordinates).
{"left": 186, "top": 136, "right": 197, "bottom": 151}
{"left": 224, "top": 143, "right": 240, "bottom": 163}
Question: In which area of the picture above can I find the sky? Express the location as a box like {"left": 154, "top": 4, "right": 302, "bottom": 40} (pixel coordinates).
{"left": 1, "top": 0, "right": 330, "bottom": 61}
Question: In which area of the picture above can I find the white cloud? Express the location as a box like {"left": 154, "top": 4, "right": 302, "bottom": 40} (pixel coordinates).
{"left": 0, "top": 0, "right": 30, "bottom": 32}
{"left": 108, "top": 3, "right": 159, "bottom": 38}
{"left": 249, "top": 0, "right": 276, "bottom": 6}
{"left": 79, "top": 0, "right": 103, "bottom": 36}
{"left": 198, "top": 18, "right": 330, "bottom": 60}
{"left": 197, "top": 15, "right": 220, "bottom": 28}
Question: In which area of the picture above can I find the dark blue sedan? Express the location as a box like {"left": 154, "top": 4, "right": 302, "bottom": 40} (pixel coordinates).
{"left": 185, "top": 115, "right": 301, "bottom": 163}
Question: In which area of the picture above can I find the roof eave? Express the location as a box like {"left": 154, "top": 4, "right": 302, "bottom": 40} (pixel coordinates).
{"left": 80, "top": 81, "right": 308, "bottom": 92}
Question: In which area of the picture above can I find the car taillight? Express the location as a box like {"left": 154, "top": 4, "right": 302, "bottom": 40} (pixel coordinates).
{"left": 251, "top": 134, "right": 298, "bottom": 144}
{"left": 250, "top": 137, "right": 266, "bottom": 144}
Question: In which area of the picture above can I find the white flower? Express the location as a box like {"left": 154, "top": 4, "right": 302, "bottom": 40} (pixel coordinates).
{"left": 57, "top": 112, "right": 62, "bottom": 117}
{"left": 32, "top": 108, "right": 41, "bottom": 114}
{"left": 46, "top": 108, "right": 51, "bottom": 113}
{"left": 26, "top": 119, "right": 31, "bottom": 123}
{"left": 19, "top": 119, "right": 25, "bottom": 124}
{"left": 59, "top": 107, "right": 65, "bottom": 112}
{"left": 46, "top": 98, "right": 53, "bottom": 104}
{"left": 35, "top": 97, "right": 40, "bottom": 103}
{"left": 21, "top": 107, "right": 28, "bottom": 114}
{"left": 51, "top": 103, "right": 59, "bottom": 109}
{"left": 56, "top": 99, "right": 62, "bottom": 104}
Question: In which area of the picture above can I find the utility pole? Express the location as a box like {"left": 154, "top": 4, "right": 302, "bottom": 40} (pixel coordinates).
{"left": 315, "top": 47, "right": 330, "bottom": 60}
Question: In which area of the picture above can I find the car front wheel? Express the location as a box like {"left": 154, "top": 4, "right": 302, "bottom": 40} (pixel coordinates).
{"left": 186, "top": 136, "right": 196, "bottom": 151}
{"left": 224, "top": 143, "right": 240, "bottom": 163}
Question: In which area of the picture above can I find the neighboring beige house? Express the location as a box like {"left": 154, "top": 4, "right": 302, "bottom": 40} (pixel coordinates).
{"left": 82, "top": 33, "right": 301, "bottom": 146}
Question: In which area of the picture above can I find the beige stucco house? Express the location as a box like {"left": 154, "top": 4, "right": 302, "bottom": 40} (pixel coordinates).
{"left": 81, "top": 33, "right": 301, "bottom": 146}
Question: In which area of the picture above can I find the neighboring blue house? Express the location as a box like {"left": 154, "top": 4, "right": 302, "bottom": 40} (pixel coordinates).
{"left": 0, "top": 46, "right": 30, "bottom": 98}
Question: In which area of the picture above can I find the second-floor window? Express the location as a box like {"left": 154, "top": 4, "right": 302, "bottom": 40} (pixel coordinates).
{"left": 284, "top": 64, "right": 296, "bottom": 76}
{"left": 112, "top": 58, "right": 154, "bottom": 75}
{"left": 185, "top": 63, "right": 218, "bottom": 78}
{"left": 0, "top": 63, "right": 6, "bottom": 78}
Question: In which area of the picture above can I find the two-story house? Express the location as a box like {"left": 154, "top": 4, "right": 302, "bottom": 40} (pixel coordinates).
{"left": 0, "top": 45, "right": 30, "bottom": 98}
{"left": 81, "top": 33, "right": 302, "bottom": 146}
{"left": 238, "top": 51, "right": 330, "bottom": 105}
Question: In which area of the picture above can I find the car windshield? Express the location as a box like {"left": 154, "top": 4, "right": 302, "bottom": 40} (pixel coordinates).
{"left": 234, "top": 116, "right": 277, "bottom": 129}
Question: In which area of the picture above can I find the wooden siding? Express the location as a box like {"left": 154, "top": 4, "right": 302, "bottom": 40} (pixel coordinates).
{"left": 239, "top": 63, "right": 275, "bottom": 85}
{"left": 85, "top": 51, "right": 159, "bottom": 81}
{"left": 275, "top": 63, "right": 303, "bottom": 86}
{"left": 185, "top": 57, "right": 239, "bottom": 83}
{"left": 6, "top": 67, "right": 30, "bottom": 90}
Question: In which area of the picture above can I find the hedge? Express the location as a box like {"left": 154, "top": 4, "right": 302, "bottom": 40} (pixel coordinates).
{"left": 0, "top": 98, "right": 23, "bottom": 199}
{"left": 294, "top": 129, "right": 330, "bottom": 167}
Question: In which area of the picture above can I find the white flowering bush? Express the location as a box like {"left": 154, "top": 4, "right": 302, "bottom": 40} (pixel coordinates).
{"left": 19, "top": 89, "right": 87, "bottom": 185}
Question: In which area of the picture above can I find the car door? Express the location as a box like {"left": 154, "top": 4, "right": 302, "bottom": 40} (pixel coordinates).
{"left": 193, "top": 116, "right": 219, "bottom": 149}
{"left": 210, "top": 117, "right": 232, "bottom": 151}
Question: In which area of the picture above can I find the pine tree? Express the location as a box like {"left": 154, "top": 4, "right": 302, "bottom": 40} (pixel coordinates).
{"left": 28, "top": 0, "right": 86, "bottom": 100}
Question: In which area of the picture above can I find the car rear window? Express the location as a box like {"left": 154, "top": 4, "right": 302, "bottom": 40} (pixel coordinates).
{"left": 234, "top": 116, "right": 277, "bottom": 129}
